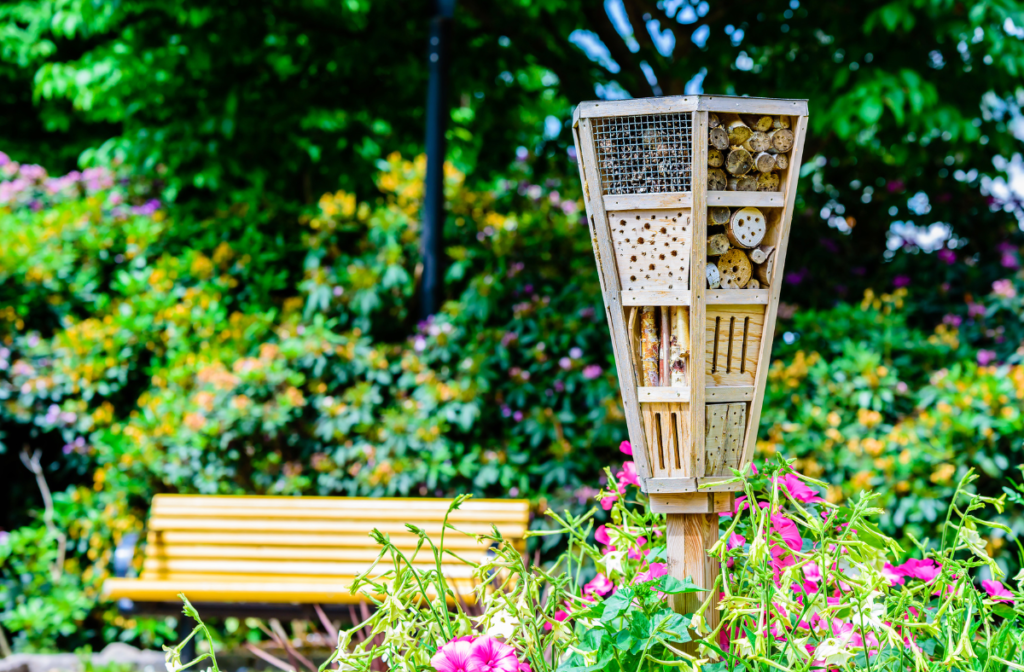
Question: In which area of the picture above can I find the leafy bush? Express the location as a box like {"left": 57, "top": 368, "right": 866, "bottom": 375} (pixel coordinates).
{"left": 167, "top": 458, "right": 1024, "bottom": 671}
{"left": 3, "top": 151, "right": 1024, "bottom": 651}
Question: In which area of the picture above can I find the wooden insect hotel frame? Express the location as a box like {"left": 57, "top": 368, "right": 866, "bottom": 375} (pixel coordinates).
{"left": 572, "top": 95, "right": 808, "bottom": 632}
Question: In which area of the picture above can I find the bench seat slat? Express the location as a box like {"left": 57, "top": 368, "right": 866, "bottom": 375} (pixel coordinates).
{"left": 152, "top": 495, "right": 529, "bottom": 514}
{"left": 148, "top": 518, "right": 524, "bottom": 536}
{"left": 142, "top": 558, "right": 481, "bottom": 577}
{"left": 145, "top": 545, "right": 490, "bottom": 562}
{"left": 147, "top": 531, "right": 508, "bottom": 550}
{"left": 103, "top": 578, "right": 478, "bottom": 604}
{"left": 150, "top": 507, "right": 527, "bottom": 523}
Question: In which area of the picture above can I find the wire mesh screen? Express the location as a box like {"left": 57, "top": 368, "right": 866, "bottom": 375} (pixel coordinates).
{"left": 593, "top": 113, "right": 693, "bottom": 195}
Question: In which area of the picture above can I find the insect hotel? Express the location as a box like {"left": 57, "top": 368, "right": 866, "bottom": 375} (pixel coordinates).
{"left": 572, "top": 95, "right": 808, "bottom": 631}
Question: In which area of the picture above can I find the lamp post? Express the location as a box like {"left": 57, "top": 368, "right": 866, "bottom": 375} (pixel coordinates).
{"left": 421, "top": 0, "right": 456, "bottom": 319}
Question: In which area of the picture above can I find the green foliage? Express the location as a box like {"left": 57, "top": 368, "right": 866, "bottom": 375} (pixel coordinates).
{"left": 0, "top": 525, "right": 91, "bottom": 652}
{"left": 762, "top": 288, "right": 1024, "bottom": 571}
{"left": 3, "top": 0, "right": 1024, "bottom": 307}
{"left": 177, "top": 463, "right": 1024, "bottom": 671}
{"left": 3, "top": 149, "right": 1024, "bottom": 651}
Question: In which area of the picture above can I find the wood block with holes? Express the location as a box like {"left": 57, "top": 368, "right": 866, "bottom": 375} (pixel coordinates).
{"left": 610, "top": 210, "right": 692, "bottom": 291}
{"left": 704, "top": 402, "right": 746, "bottom": 476}
{"left": 705, "top": 305, "right": 764, "bottom": 386}
{"left": 641, "top": 402, "right": 693, "bottom": 478}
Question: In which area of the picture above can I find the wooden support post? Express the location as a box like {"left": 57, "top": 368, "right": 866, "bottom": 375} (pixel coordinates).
{"left": 667, "top": 513, "right": 720, "bottom": 653}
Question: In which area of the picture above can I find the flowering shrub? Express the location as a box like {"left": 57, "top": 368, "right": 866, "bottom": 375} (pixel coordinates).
{"left": 167, "top": 455, "right": 1024, "bottom": 671}
{"left": 4, "top": 150, "right": 1024, "bottom": 651}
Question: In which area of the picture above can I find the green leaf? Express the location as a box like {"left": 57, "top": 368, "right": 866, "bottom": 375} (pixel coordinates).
{"left": 600, "top": 589, "right": 633, "bottom": 623}
{"left": 658, "top": 575, "right": 705, "bottom": 595}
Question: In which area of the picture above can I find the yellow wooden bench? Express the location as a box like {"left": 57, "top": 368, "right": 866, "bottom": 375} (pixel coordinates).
{"left": 103, "top": 494, "right": 531, "bottom": 609}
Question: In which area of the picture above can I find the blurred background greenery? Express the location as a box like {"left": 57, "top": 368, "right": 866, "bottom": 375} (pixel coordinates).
{"left": 2, "top": 0, "right": 1024, "bottom": 655}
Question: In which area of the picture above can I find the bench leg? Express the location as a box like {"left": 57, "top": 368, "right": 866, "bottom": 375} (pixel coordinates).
{"left": 177, "top": 615, "right": 196, "bottom": 665}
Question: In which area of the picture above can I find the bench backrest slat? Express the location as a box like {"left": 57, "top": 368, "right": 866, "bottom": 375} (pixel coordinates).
{"left": 137, "top": 495, "right": 531, "bottom": 583}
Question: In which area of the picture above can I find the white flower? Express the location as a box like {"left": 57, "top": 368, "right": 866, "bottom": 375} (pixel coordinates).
{"left": 813, "top": 637, "right": 854, "bottom": 666}
{"left": 486, "top": 609, "right": 519, "bottom": 639}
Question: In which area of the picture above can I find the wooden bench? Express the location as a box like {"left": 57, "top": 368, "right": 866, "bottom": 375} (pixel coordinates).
{"left": 104, "top": 494, "right": 531, "bottom": 615}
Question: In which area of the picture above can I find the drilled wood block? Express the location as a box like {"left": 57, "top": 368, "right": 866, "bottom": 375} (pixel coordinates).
{"left": 704, "top": 402, "right": 746, "bottom": 476}
{"left": 609, "top": 209, "right": 692, "bottom": 291}
{"left": 641, "top": 402, "right": 693, "bottom": 478}
{"left": 705, "top": 305, "right": 764, "bottom": 386}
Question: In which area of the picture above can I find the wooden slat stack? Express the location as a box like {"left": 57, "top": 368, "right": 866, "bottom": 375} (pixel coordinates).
{"left": 103, "top": 495, "right": 530, "bottom": 604}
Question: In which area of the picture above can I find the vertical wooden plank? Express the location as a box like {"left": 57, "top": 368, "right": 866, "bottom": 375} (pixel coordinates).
{"left": 704, "top": 404, "right": 726, "bottom": 475}
{"left": 739, "top": 114, "right": 809, "bottom": 469}
{"left": 574, "top": 117, "right": 654, "bottom": 482}
{"left": 690, "top": 110, "right": 709, "bottom": 474}
{"left": 667, "top": 513, "right": 720, "bottom": 652}
{"left": 724, "top": 403, "right": 746, "bottom": 471}
{"left": 674, "top": 404, "right": 692, "bottom": 475}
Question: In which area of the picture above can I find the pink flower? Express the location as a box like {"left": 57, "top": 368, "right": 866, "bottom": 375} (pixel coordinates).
{"left": 517, "top": 664, "right": 532, "bottom": 672}
{"left": 543, "top": 610, "right": 569, "bottom": 631}
{"left": 771, "top": 515, "right": 803, "bottom": 552}
{"left": 627, "top": 536, "right": 648, "bottom": 560}
{"left": 467, "top": 636, "right": 519, "bottom": 672}
{"left": 882, "top": 563, "right": 906, "bottom": 586}
{"left": 993, "top": 279, "right": 1016, "bottom": 298}
{"left": 727, "top": 533, "right": 746, "bottom": 550}
{"left": 720, "top": 495, "right": 748, "bottom": 519}
{"left": 582, "top": 364, "right": 602, "bottom": 379}
{"left": 584, "top": 573, "right": 614, "bottom": 597}
{"left": 938, "top": 248, "right": 956, "bottom": 265}
{"left": 982, "top": 580, "right": 1014, "bottom": 603}
{"left": 619, "top": 440, "right": 633, "bottom": 456}
{"left": 633, "top": 562, "right": 668, "bottom": 584}
{"left": 802, "top": 561, "right": 822, "bottom": 583}
{"left": 978, "top": 349, "right": 997, "bottom": 366}
{"left": 600, "top": 495, "right": 617, "bottom": 511}
{"left": 616, "top": 461, "right": 639, "bottom": 488}
{"left": 594, "top": 525, "right": 612, "bottom": 547}
{"left": 894, "top": 558, "right": 941, "bottom": 583}
{"left": 777, "top": 473, "right": 826, "bottom": 504}
{"left": 432, "top": 638, "right": 476, "bottom": 672}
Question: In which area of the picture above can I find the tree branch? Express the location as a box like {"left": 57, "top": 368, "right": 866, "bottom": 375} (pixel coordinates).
{"left": 20, "top": 447, "right": 67, "bottom": 582}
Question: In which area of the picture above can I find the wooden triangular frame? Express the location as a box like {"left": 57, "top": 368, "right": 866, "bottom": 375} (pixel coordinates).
{"left": 572, "top": 95, "right": 809, "bottom": 497}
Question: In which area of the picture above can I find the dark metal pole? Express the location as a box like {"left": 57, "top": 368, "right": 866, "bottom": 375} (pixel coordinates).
{"left": 421, "top": 0, "right": 455, "bottom": 319}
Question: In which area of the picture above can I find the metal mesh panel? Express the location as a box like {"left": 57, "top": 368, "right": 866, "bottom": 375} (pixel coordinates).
{"left": 593, "top": 113, "right": 692, "bottom": 195}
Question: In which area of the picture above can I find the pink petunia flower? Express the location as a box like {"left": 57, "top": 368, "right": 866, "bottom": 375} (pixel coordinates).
{"left": 543, "top": 610, "right": 569, "bottom": 632}
{"left": 432, "top": 638, "right": 476, "bottom": 672}
{"left": 584, "top": 573, "right": 614, "bottom": 597}
{"left": 619, "top": 440, "right": 633, "bottom": 456}
{"left": 982, "top": 580, "right": 1014, "bottom": 603}
{"left": 616, "top": 461, "right": 640, "bottom": 488}
{"left": 882, "top": 563, "right": 906, "bottom": 586}
{"left": 517, "top": 664, "right": 532, "bottom": 672}
{"left": 727, "top": 533, "right": 746, "bottom": 550}
{"left": 776, "top": 473, "right": 826, "bottom": 504}
{"left": 467, "top": 636, "right": 519, "bottom": 672}
{"left": 633, "top": 562, "right": 668, "bottom": 584}
{"left": 770, "top": 514, "right": 803, "bottom": 552}
{"left": 627, "top": 536, "right": 648, "bottom": 560}
{"left": 894, "top": 558, "right": 942, "bottom": 583}
{"left": 594, "top": 525, "right": 612, "bottom": 547}
{"left": 977, "top": 349, "right": 997, "bottom": 366}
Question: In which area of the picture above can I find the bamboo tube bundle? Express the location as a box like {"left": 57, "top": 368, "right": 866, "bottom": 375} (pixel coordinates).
{"left": 573, "top": 94, "right": 808, "bottom": 651}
